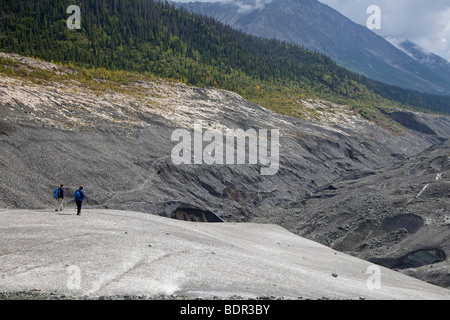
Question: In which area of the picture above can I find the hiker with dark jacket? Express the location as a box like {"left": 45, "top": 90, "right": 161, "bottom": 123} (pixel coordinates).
{"left": 74, "top": 186, "right": 86, "bottom": 216}
{"left": 55, "top": 184, "right": 64, "bottom": 212}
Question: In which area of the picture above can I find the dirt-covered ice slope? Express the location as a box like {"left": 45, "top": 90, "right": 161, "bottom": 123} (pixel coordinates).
{"left": 0, "top": 209, "right": 448, "bottom": 300}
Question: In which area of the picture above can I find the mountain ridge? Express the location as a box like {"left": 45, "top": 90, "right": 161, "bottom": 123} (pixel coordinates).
{"left": 177, "top": 0, "right": 450, "bottom": 96}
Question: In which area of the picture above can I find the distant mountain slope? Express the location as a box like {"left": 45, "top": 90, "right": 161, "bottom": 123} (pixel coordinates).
{"left": 396, "top": 40, "right": 450, "bottom": 86}
{"left": 178, "top": 0, "right": 450, "bottom": 96}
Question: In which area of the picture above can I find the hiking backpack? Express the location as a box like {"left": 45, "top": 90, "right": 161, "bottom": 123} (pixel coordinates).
{"left": 53, "top": 188, "right": 59, "bottom": 199}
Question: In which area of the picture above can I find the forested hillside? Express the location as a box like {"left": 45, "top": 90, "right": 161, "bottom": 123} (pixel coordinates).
{"left": 1, "top": 0, "right": 450, "bottom": 116}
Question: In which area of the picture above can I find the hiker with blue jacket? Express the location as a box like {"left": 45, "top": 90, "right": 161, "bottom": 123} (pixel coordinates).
{"left": 55, "top": 184, "right": 64, "bottom": 212}
{"left": 74, "top": 186, "right": 87, "bottom": 216}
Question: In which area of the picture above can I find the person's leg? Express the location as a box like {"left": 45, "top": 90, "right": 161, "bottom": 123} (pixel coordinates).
{"left": 58, "top": 198, "right": 63, "bottom": 211}
{"left": 76, "top": 200, "right": 82, "bottom": 215}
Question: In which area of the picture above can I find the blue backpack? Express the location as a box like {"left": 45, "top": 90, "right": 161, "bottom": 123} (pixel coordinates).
{"left": 74, "top": 189, "right": 83, "bottom": 201}
{"left": 53, "top": 188, "right": 59, "bottom": 199}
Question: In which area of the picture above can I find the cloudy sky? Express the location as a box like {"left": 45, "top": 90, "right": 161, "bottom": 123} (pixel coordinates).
{"left": 318, "top": 0, "right": 450, "bottom": 60}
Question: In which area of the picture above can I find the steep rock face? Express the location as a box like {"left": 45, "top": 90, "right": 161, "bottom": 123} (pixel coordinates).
{"left": 178, "top": 0, "right": 450, "bottom": 95}
{"left": 0, "top": 54, "right": 446, "bottom": 218}
{"left": 1, "top": 53, "right": 450, "bottom": 287}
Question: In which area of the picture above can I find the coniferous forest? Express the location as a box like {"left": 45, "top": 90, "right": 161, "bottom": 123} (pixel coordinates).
{"left": 1, "top": 0, "right": 450, "bottom": 116}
